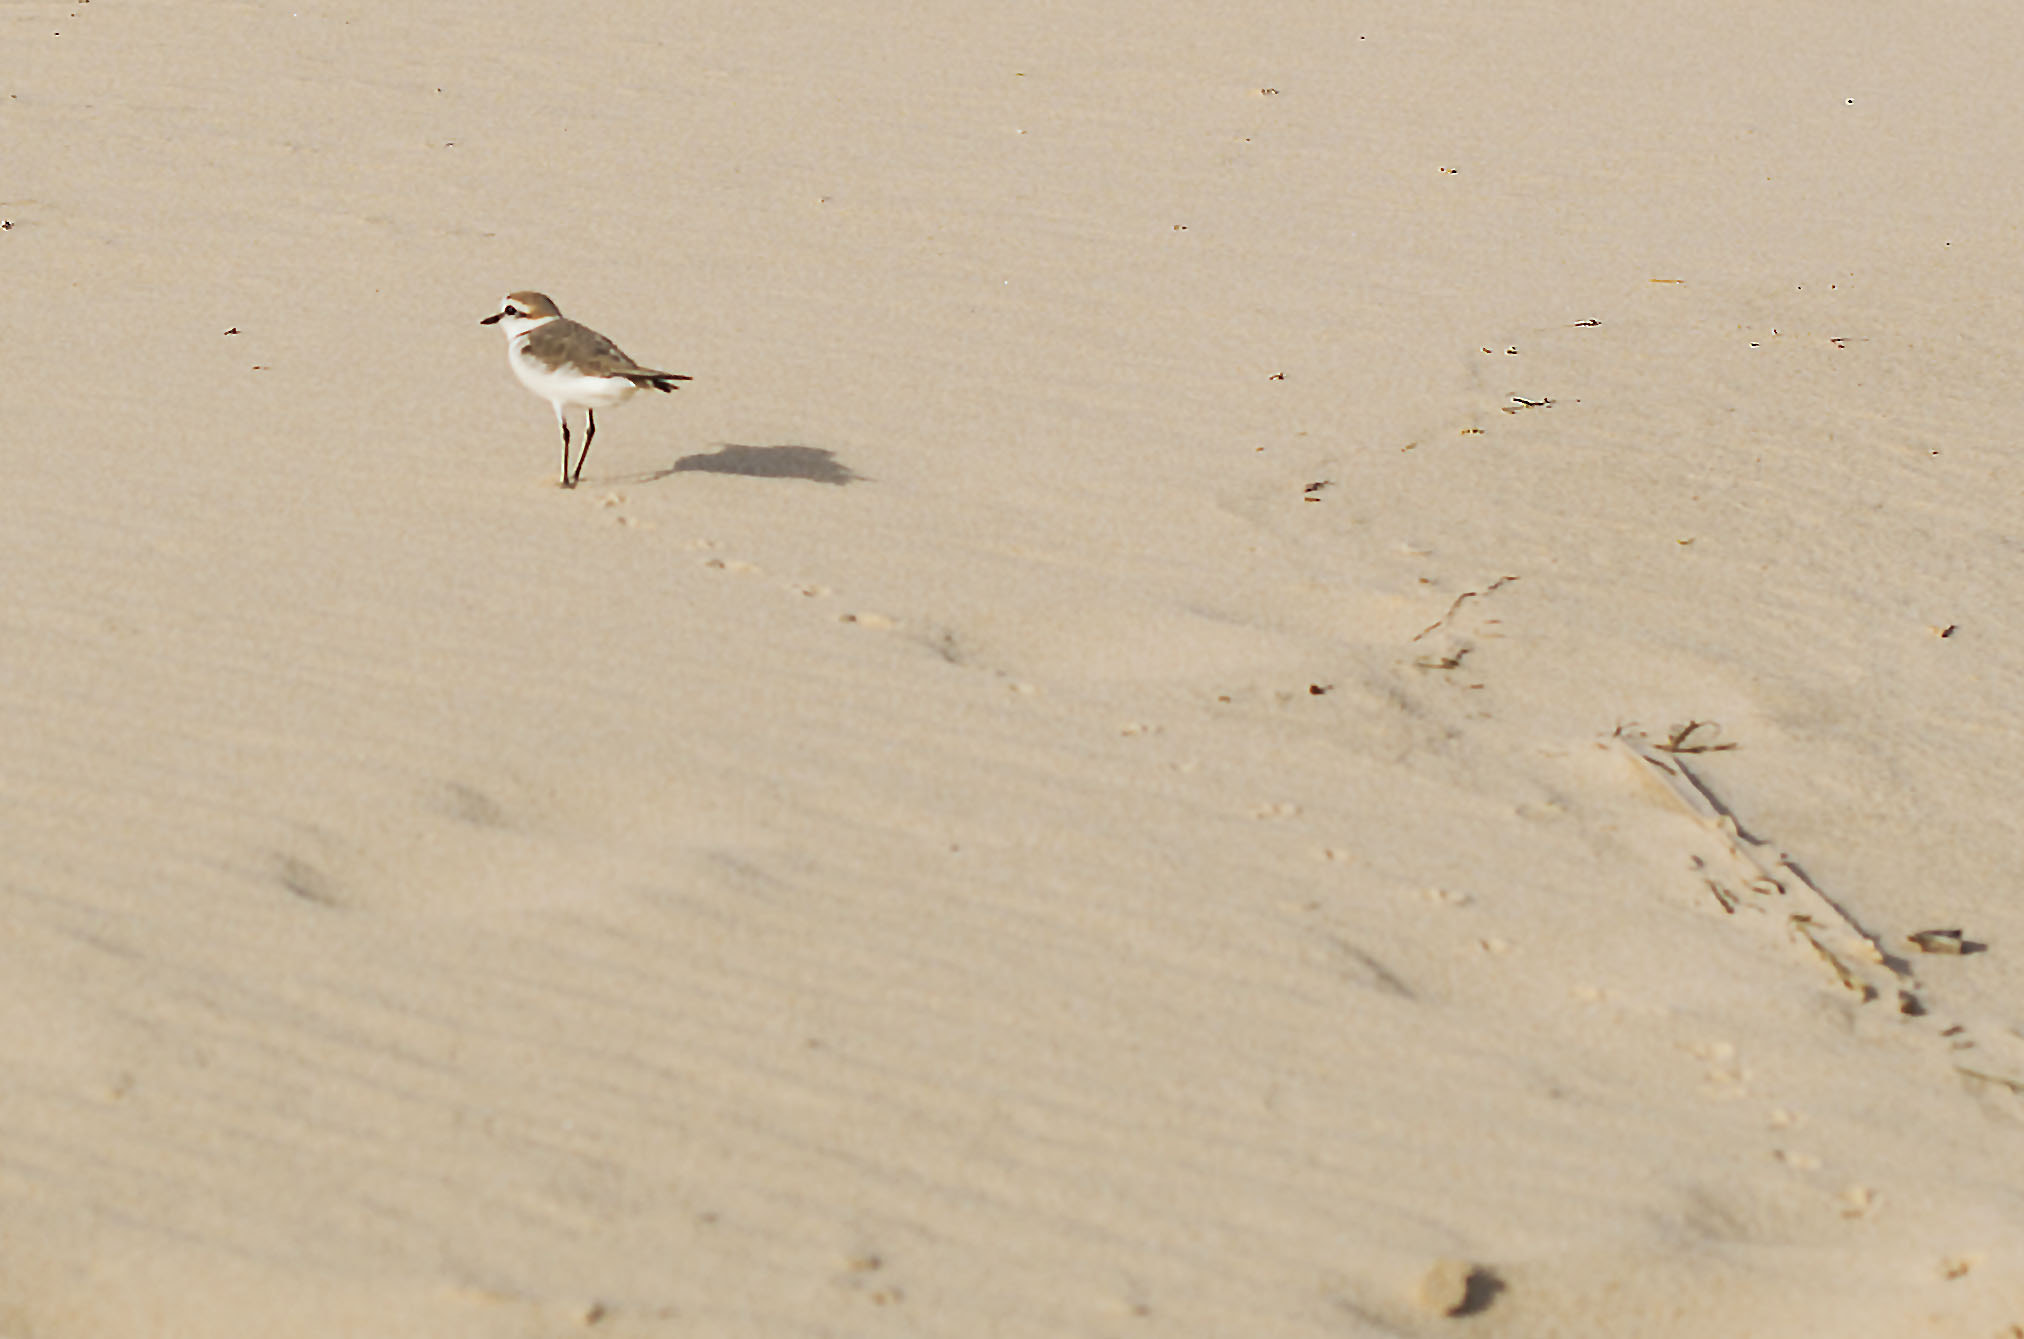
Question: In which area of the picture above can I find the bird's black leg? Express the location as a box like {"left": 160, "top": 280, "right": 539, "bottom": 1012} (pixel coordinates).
{"left": 573, "top": 410, "right": 597, "bottom": 486}
{"left": 558, "top": 416, "right": 574, "bottom": 489}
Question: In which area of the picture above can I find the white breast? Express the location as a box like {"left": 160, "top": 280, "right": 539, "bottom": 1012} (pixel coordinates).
{"left": 510, "top": 339, "right": 642, "bottom": 411}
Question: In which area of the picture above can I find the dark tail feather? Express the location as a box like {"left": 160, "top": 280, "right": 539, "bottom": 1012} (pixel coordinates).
{"left": 626, "top": 369, "right": 693, "bottom": 393}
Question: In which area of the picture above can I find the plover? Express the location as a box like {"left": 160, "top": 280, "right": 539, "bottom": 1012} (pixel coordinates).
{"left": 480, "top": 291, "right": 692, "bottom": 488}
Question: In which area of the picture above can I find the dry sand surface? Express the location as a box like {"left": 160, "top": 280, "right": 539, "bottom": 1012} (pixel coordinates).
{"left": 8, "top": 2, "right": 2024, "bottom": 1335}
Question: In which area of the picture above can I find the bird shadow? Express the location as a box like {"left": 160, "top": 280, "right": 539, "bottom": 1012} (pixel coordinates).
{"left": 626, "top": 443, "right": 867, "bottom": 486}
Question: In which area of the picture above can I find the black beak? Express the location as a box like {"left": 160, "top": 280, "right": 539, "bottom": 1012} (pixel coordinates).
{"left": 479, "top": 312, "right": 504, "bottom": 325}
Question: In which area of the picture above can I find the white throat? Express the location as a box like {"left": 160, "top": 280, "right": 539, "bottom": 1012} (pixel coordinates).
{"left": 493, "top": 312, "right": 559, "bottom": 341}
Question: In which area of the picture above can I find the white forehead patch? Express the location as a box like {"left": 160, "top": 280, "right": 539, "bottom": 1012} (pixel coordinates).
{"left": 497, "top": 293, "right": 560, "bottom": 321}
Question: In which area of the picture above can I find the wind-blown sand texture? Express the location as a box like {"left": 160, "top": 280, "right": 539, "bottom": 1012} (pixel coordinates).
{"left": 7, "top": 2, "right": 2024, "bottom": 1334}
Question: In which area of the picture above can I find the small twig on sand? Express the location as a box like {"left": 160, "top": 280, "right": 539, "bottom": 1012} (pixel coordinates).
{"left": 1411, "top": 575, "right": 1518, "bottom": 642}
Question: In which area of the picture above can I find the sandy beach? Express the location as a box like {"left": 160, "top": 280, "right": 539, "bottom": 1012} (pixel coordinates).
{"left": 6, "top": 2, "right": 2024, "bottom": 1334}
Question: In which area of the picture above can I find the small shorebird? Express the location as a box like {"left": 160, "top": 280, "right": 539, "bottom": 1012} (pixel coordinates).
{"left": 480, "top": 291, "right": 691, "bottom": 488}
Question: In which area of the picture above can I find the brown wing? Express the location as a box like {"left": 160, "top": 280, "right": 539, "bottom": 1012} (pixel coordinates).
{"left": 523, "top": 319, "right": 692, "bottom": 389}
{"left": 519, "top": 319, "right": 632, "bottom": 372}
